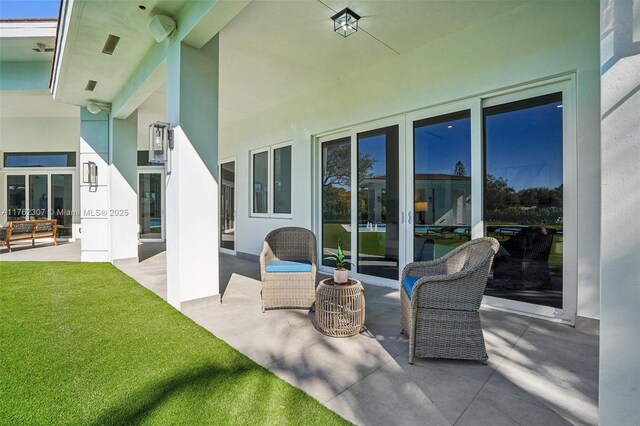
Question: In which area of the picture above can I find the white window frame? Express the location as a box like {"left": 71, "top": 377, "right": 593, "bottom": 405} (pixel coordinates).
{"left": 312, "top": 73, "right": 577, "bottom": 324}
{"left": 271, "top": 141, "right": 293, "bottom": 219}
{"left": 2, "top": 167, "right": 78, "bottom": 240}
{"left": 479, "top": 77, "right": 577, "bottom": 325}
{"left": 249, "top": 141, "right": 293, "bottom": 218}
{"left": 249, "top": 146, "right": 271, "bottom": 218}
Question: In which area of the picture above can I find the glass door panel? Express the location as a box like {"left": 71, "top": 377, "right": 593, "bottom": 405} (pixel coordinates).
{"left": 357, "top": 125, "right": 399, "bottom": 279}
{"left": 139, "top": 173, "right": 163, "bottom": 240}
{"left": 28, "top": 175, "right": 48, "bottom": 219}
{"left": 321, "top": 137, "right": 352, "bottom": 268}
{"left": 413, "top": 111, "right": 472, "bottom": 261}
{"left": 484, "top": 93, "right": 564, "bottom": 308}
{"left": 220, "top": 161, "right": 236, "bottom": 251}
{"left": 7, "top": 175, "right": 26, "bottom": 221}
{"left": 51, "top": 174, "right": 73, "bottom": 237}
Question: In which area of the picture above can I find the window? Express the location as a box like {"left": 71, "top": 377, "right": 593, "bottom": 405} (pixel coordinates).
{"left": 273, "top": 145, "right": 291, "bottom": 214}
{"left": 5, "top": 172, "right": 74, "bottom": 236}
{"left": 250, "top": 143, "right": 292, "bottom": 217}
{"left": 483, "top": 92, "right": 564, "bottom": 309}
{"left": 4, "top": 152, "right": 76, "bottom": 168}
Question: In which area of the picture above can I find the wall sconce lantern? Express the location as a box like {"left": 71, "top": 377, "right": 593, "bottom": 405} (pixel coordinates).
{"left": 148, "top": 122, "right": 173, "bottom": 165}
{"left": 331, "top": 7, "right": 360, "bottom": 37}
{"left": 82, "top": 161, "right": 98, "bottom": 186}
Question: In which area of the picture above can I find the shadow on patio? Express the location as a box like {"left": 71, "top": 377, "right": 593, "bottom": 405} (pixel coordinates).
{"left": 2, "top": 242, "right": 599, "bottom": 425}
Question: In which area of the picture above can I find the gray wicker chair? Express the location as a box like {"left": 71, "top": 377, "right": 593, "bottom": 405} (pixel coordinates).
{"left": 260, "top": 227, "right": 317, "bottom": 312}
{"left": 400, "top": 237, "right": 500, "bottom": 364}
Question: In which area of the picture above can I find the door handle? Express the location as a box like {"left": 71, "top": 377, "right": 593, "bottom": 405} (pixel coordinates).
{"left": 401, "top": 211, "right": 405, "bottom": 224}
{"left": 408, "top": 211, "right": 413, "bottom": 225}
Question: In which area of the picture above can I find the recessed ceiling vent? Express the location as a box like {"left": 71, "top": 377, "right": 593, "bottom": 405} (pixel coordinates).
{"left": 32, "top": 43, "right": 54, "bottom": 53}
{"left": 101, "top": 34, "right": 121, "bottom": 55}
{"left": 85, "top": 80, "right": 97, "bottom": 92}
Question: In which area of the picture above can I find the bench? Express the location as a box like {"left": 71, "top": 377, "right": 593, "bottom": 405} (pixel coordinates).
{"left": 0, "top": 220, "right": 58, "bottom": 252}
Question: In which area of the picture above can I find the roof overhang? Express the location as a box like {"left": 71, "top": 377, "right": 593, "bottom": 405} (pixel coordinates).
{"left": 51, "top": 0, "right": 249, "bottom": 118}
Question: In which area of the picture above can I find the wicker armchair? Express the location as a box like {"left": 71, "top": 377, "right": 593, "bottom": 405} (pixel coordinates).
{"left": 400, "top": 237, "right": 500, "bottom": 364}
{"left": 260, "top": 227, "right": 317, "bottom": 312}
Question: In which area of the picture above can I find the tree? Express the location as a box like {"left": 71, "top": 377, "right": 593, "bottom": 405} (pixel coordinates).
{"left": 322, "top": 143, "right": 376, "bottom": 187}
{"left": 485, "top": 174, "right": 519, "bottom": 209}
{"left": 454, "top": 161, "right": 467, "bottom": 176}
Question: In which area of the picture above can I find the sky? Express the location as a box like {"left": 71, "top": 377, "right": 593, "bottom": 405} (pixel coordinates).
{"left": 358, "top": 100, "right": 563, "bottom": 192}
{"left": 0, "top": 0, "right": 60, "bottom": 19}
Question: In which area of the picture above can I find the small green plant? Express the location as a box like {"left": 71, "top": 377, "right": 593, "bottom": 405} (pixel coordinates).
{"left": 323, "top": 242, "right": 354, "bottom": 270}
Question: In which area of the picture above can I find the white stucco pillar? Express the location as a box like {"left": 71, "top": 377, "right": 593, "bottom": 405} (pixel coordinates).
{"left": 79, "top": 108, "right": 110, "bottom": 261}
{"left": 109, "top": 111, "right": 139, "bottom": 261}
{"left": 165, "top": 36, "right": 220, "bottom": 310}
{"left": 599, "top": 1, "right": 640, "bottom": 424}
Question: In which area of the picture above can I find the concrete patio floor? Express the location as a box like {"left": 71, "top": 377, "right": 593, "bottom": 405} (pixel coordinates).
{"left": 1, "top": 242, "right": 599, "bottom": 425}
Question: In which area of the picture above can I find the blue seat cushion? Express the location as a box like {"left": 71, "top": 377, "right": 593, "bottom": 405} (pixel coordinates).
{"left": 265, "top": 260, "right": 312, "bottom": 273}
{"left": 403, "top": 276, "right": 420, "bottom": 298}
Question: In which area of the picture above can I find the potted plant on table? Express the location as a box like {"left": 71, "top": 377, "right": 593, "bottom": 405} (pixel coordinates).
{"left": 323, "top": 242, "right": 353, "bottom": 284}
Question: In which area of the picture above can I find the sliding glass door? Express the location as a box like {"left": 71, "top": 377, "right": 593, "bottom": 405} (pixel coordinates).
{"left": 321, "top": 137, "right": 352, "bottom": 269}
{"left": 356, "top": 125, "right": 400, "bottom": 279}
{"left": 483, "top": 93, "right": 564, "bottom": 309}
{"left": 316, "top": 80, "right": 574, "bottom": 321}
{"left": 412, "top": 111, "right": 472, "bottom": 261}
{"left": 6, "top": 175, "right": 26, "bottom": 221}
{"left": 318, "top": 122, "right": 404, "bottom": 284}
{"left": 5, "top": 172, "right": 74, "bottom": 237}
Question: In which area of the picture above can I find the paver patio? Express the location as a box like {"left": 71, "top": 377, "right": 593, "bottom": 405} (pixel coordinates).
{"left": 1, "top": 241, "right": 599, "bottom": 425}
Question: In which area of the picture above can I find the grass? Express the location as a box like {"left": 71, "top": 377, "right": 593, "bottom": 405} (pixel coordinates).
{"left": 0, "top": 262, "right": 348, "bottom": 425}
{"left": 322, "top": 223, "right": 468, "bottom": 259}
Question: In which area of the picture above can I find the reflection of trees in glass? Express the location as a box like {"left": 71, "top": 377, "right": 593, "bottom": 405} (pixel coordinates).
{"left": 323, "top": 146, "right": 376, "bottom": 222}
{"left": 486, "top": 174, "right": 562, "bottom": 225}
{"left": 322, "top": 144, "right": 376, "bottom": 187}
{"left": 454, "top": 161, "right": 467, "bottom": 176}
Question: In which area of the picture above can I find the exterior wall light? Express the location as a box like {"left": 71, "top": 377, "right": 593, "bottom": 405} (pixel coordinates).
{"left": 331, "top": 8, "right": 360, "bottom": 37}
{"left": 148, "top": 122, "right": 173, "bottom": 165}
{"left": 82, "top": 161, "right": 98, "bottom": 188}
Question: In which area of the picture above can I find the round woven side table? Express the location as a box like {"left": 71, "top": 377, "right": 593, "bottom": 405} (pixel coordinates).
{"left": 315, "top": 278, "right": 365, "bottom": 337}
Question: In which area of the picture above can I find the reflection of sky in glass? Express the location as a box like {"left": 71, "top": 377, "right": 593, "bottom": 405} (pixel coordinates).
{"left": 415, "top": 116, "right": 471, "bottom": 175}
{"left": 359, "top": 134, "right": 386, "bottom": 176}
{"left": 5, "top": 154, "right": 70, "bottom": 167}
{"left": 486, "top": 101, "right": 563, "bottom": 191}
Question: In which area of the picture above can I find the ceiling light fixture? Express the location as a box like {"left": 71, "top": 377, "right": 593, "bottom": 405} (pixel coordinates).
{"left": 32, "top": 42, "right": 54, "bottom": 53}
{"left": 149, "top": 15, "right": 177, "bottom": 43}
{"left": 331, "top": 7, "right": 360, "bottom": 37}
{"left": 86, "top": 102, "right": 111, "bottom": 115}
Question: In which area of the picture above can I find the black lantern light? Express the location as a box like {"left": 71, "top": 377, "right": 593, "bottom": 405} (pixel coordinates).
{"left": 148, "top": 121, "right": 173, "bottom": 165}
{"left": 331, "top": 8, "right": 360, "bottom": 37}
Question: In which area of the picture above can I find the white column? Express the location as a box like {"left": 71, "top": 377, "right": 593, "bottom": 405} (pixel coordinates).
{"left": 109, "top": 111, "right": 139, "bottom": 261}
{"left": 79, "top": 108, "right": 110, "bottom": 262}
{"left": 165, "top": 36, "right": 220, "bottom": 310}
{"left": 599, "top": 0, "right": 640, "bottom": 423}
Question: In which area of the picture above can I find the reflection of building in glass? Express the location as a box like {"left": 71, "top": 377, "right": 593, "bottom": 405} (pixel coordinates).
{"left": 358, "top": 173, "right": 471, "bottom": 227}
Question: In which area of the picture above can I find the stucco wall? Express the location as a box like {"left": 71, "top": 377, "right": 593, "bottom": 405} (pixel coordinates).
{"left": 599, "top": 0, "right": 640, "bottom": 422}
{"left": 219, "top": 2, "right": 600, "bottom": 318}
{"left": 0, "top": 117, "right": 79, "bottom": 152}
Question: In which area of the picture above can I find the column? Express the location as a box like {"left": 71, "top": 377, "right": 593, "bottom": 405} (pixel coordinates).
{"left": 165, "top": 36, "right": 220, "bottom": 309}
{"left": 599, "top": 0, "right": 640, "bottom": 423}
{"left": 79, "top": 108, "right": 110, "bottom": 261}
{"left": 109, "top": 111, "right": 139, "bottom": 261}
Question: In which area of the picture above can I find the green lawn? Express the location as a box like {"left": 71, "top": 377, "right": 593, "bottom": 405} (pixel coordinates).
{"left": 0, "top": 262, "right": 348, "bottom": 425}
